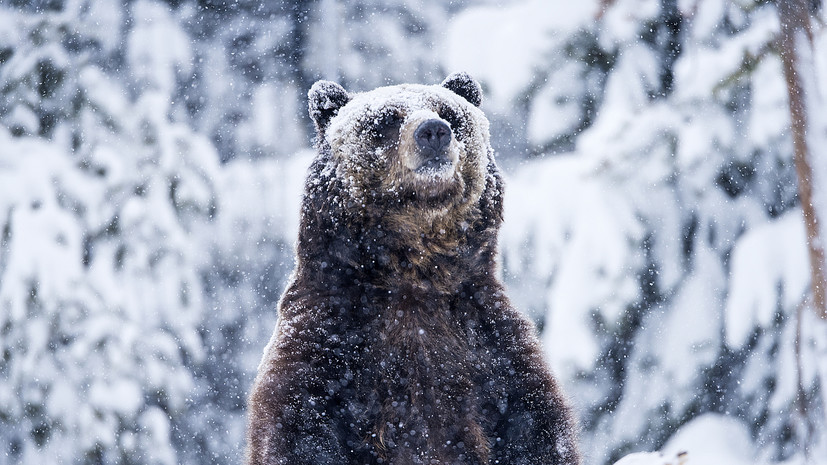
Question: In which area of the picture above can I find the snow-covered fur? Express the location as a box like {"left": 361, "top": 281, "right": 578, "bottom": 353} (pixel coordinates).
{"left": 245, "top": 73, "right": 580, "bottom": 465}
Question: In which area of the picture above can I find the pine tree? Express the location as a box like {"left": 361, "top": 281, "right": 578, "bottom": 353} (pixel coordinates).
{"left": 1, "top": 2, "right": 218, "bottom": 463}
{"left": 455, "top": 0, "right": 827, "bottom": 462}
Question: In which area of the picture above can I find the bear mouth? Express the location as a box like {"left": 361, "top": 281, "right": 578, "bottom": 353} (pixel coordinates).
{"left": 414, "top": 154, "right": 454, "bottom": 177}
{"left": 407, "top": 157, "right": 461, "bottom": 204}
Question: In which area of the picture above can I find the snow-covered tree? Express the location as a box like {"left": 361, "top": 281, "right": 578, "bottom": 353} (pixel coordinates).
{"left": 776, "top": 0, "right": 827, "bottom": 319}
{"left": 3, "top": 0, "right": 825, "bottom": 463}
{"left": 2, "top": 0, "right": 494, "bottom": 463}
{"left": 446, "top": 0, "right": 827, "bottom": 463}
{"left": 1, "top": 1, "right": 218, "bottom": 463}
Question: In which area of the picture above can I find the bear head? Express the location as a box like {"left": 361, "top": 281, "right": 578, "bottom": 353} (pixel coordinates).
{"left": 301, "top": 73, "right": 503, "bottom": 290}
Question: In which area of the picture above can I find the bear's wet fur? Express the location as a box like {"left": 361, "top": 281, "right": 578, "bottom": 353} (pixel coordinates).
{"left": 246, "top": 73, "right": 580, "bottom": 465}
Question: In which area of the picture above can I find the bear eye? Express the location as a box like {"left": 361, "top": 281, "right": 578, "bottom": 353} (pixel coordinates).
{"left": 373, "top": 111, "right": 404, "bottom": 142}
{"left": 378, "top": 112, "right": 403, "bottom": 130}
{"left": 438, "top": 107, "right": 464, "bottom": 136}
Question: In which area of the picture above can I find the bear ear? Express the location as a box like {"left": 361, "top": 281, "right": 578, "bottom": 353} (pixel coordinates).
{"left": 308, "top": 80, "right": 350, "bottom": 132}
{"left": 442, "top": 72, "right": 483, "bottom": 107}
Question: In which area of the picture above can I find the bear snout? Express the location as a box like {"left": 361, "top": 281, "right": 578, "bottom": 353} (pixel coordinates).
{"left": 413, "top": 119, "right": 454, "bottom": 174}
{"left": 414, "top": 119, "right": 451, "bottom": 153}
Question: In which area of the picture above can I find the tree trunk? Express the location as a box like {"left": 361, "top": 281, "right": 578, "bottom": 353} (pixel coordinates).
{"left": 777, "top": 0, "right": 827, "bottom": 319}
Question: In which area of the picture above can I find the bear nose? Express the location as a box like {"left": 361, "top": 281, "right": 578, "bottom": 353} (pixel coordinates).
{"left": 414, "top": 119, "right": 452, "bottom": 153}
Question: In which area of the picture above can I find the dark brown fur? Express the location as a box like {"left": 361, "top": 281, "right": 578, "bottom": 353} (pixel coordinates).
{"left": 246, "top": 76, "right": 580, "bottom": 465}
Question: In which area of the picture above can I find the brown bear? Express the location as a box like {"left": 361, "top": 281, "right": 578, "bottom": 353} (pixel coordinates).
{"left": 245, "top": 73, "right": 580, "bottom": 465}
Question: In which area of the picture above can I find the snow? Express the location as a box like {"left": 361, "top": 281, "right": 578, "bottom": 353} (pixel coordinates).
{"left": 673, "top": 4, "right": 779, "bottom": 101}
{"left": 680, "top": 0, "right": 725, "bottom": 40}
{"left": 237, "top": 83, "right": 305, "bottom": 158}
{"left": 79, "top": 66, "right": 131, "bottom": 129}
{"left": 625, "top": 243, "right": 723, "bottom": 401}
{"left": 748, "top": 56, "right": 791, "bottom": 151}
{"left": 444, "top": 0, "right": 599, "bottom": 113}
{"left": 614, "top": 414, "right": 753, "bottom": 465}
{"left": 502, "top": 155, "right": 643, "bottom": 377}
{"left": 614, "top": 414, "right": 813, "bottom": 465}
{"left": 526, "top": 62, "right": 584, "bottom": 145}
{"left": 127, "top": 0, "right": 193, "bottom": 94}
{"left": 89, "top": 379, "right": 143, "bottom": 417}
{"left": 0, "top": 138, "right": 84, "bottom": 321}
{"left": 453, "top": 1, "right": 827, "bottom": 463}
{"left": 577, "top": 47, "right": 662, "bottom": 159}
{"left": 598, "top": 0, "right": 660, "bottom": 46}
{"left": 7, "top": 103, "right": 38, "bottom": 134}
{"left": 215, "top": 150, "right": 315, "bottom": 249}
{"left": 613, "top": 451, "right": 686, "bottom": 465}
{"left": 661, "top": 415, "right": 753, "bottom": 464}
{"left": 725, "top": 211, "right": 809, "bottom": 348}
{"left": 2, "top": 0, "right": 827, "bottom": 464}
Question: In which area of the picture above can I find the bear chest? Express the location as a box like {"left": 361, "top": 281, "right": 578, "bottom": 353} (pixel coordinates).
{"left": 324, "top": 301, "right": 500, "bottom": 464}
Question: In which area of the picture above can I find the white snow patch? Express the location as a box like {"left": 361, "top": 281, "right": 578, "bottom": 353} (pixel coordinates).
{"left": 127, "top": 0, "right": 192, "bottom": 94}
{"left": 614, "top": 414, "right": 804, "bottom": 465}
{"left": 89, "top": 379, "right": 143, "bottom": 417}
{"left": 501, "top": 155, "right": 643, "bottom": 377}
{"left": 444, "top": 0, "right": 598, "bottom": 112}
{"left": 526, "top": 61, "right": 584, "bottom": 146}
{"left": 215, "top": 150, "right": 314, "bottom": 248}
{"left": 725, "top": 210, "right": 809, "bottom": 348}
{"left": 577, "top": 45, "right": 662, "bottom": 157}
{"left": 680, "top": 0, "right": 726, "bottom": 41}
{"left": 138, "top": 406, "right": 176, "bottom": 465}
{"left": 748, "top": 55, "right": 790, "bottom": 151}
{"left": 237, "top": 83, "right": 305, "bottom": 157}
{"left": 598, "top": 0, "right": 660, "bottom": 47}
{"left": 613, "top": 451, "right": 686, "bottom": 465}
{"left": 661, "top": 414, "right": 754, "bottom": 465}
{"left": 673, "top": 5, "right": 779, "bottom": 101}
{"left": 660, "top": 244, "right": 724, "bottom": 387}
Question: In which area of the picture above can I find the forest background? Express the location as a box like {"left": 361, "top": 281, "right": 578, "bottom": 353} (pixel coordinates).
{"left": 1, "top": 0, "right": 827, "bottom": 464}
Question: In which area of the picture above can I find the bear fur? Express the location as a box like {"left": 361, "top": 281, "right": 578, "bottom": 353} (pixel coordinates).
{"left": 246, "top": 73, "right": 580, "bottom": 465}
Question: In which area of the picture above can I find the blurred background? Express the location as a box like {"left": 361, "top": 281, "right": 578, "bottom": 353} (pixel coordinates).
{"left": 1, "top": 0, "right": 826, "bottom": 464}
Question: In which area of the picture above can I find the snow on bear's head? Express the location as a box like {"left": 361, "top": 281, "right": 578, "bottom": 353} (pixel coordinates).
{"left": 307, "top": 73, "right": 495, "bottom": 217}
